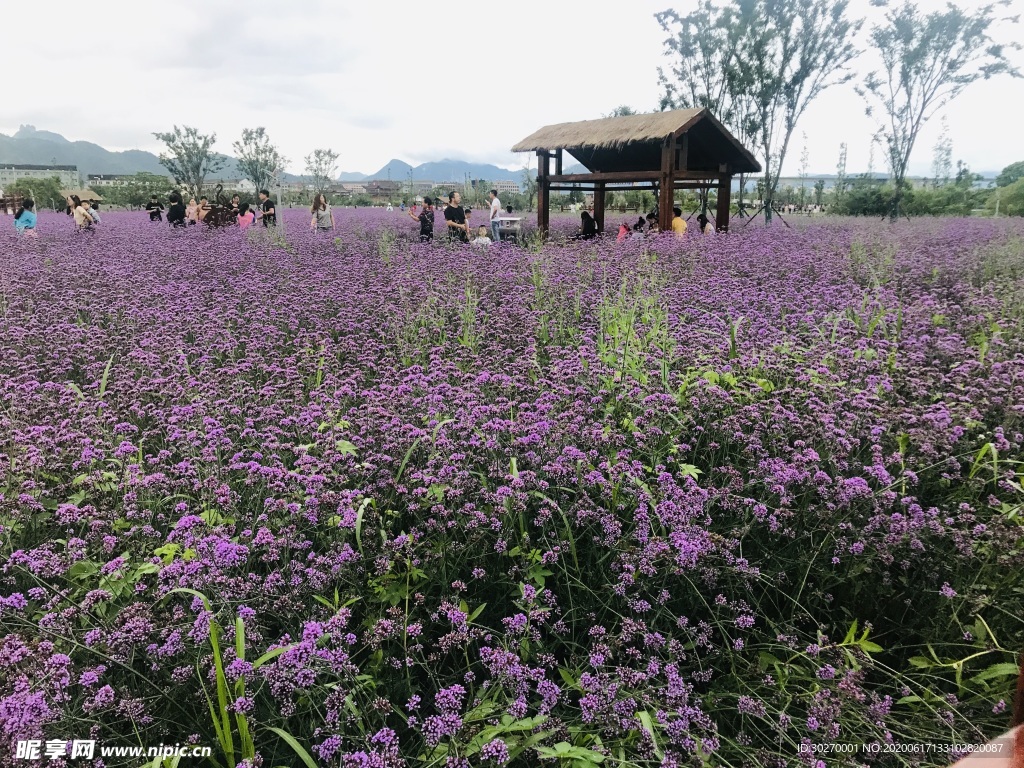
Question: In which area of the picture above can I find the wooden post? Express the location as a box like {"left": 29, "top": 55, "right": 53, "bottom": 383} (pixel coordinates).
{"left": 536, "top": 150, "right": 550, "bottom": 236}
{"left": 594, "top": 182, "right": 606, "bottom": 234}
{"left": 658, "top": 137, "right": 675, "bottom": 232}
{"left": 716, "top": 173, "right": 732, "bottom": 232}
{"left": 554, "top": 149, "right": 563, "bottom": 176}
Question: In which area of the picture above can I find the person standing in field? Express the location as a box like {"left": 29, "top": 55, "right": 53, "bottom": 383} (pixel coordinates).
{"left": 146, "top": 195, "right": 164, "bottom": 222}
{"left": 444, "top": 191, "right": 469, "bottom": 243}
{"left": 671, "top": 207, "right": 687, "bottom": 238}
{"left": 258, "top": 189, "right": 276, "bottom": 227}
{"left": 310, "top": 193, "right": 335, "bottom": 232}
{"left": 488, "top": 189, "right": 501, "bottom": 243}
{"left": 13, "top": 198, "right": 37, "bottom": 236}
{"left": 410, "top": 196, "right": 434, "bottom": 242}
{"left": 186, "top": 198, "right": 199, "bottom": 225}
{"left": 230, "top": 194, "right": 241, "bottom": 216}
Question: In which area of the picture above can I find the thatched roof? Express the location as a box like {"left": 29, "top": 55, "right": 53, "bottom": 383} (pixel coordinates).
{"left": 511, "top": 108, "right": 761, "bottom": 175}
{"left": 61, "top": 188, "right": 103, "bottom": 201}
{"left": 512, "top": 109, "right": 704, "bottom": 152}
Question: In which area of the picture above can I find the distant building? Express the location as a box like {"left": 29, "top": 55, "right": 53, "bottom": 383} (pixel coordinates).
{"left": 1, "top": 163, "right": 80, "bottom": 189}
{"left": 493, "top": 180, "right": 522, "bottom": 196}
{"left": 87, "top": 174, "right": 137, "bottom": 187}
{"left": 365, "top": 180, "right": 402, "bottom": 199}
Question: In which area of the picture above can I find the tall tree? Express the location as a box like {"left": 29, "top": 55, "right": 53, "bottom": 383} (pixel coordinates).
{"left": 835, "top": 142, "right": 849, "bottom": 205}
{"left": 233, "top": 128, "right": 287, "bottom": 194}
{"left": 858, "top": 1, "right": 1021, "bottom": 220}
{"left": 798, "top": 133, "right": 810, "bottom": 206}
{"left": 152, "top": 126, "right": 225, "bottom": 199}
{"left": 730, "top": 0, "right": 862, "bottom": 223}
{"left": 996, "top": 161, "right": 1024, "bottom": 188}
{"left": 304, "top": 149, "right": 340, "bottom": 195}
{"left": 931, "top": 116, "right": 953, "bottom": 188}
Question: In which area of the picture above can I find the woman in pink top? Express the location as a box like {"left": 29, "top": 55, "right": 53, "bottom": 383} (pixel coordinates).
{"left": 237, "top": 202, "right": 256, "bottom": 230}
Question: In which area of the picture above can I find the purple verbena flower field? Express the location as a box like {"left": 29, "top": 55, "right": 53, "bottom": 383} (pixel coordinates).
{"left": 1, "top": 210, "right": 1023, "bottom": 768}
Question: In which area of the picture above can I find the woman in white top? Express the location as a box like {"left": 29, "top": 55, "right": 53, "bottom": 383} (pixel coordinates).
{"left": 310, "top": 193, "right": 335, "bottom": 232}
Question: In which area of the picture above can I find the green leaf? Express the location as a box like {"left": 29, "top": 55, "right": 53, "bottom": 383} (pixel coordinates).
{"left": 842, "top": 620, "right": 858, "bottom": 645}
{"left": 266, "top": 727, "right": 319, "bottom": 768}
{"left": 908, "top": 656, "right": 932, "bottom": 669}
{"left": 637, "top": 711, "right": 664, "bottom": 760}
{"left": 970, "top": 662, "right": 1021, "bottom": 683}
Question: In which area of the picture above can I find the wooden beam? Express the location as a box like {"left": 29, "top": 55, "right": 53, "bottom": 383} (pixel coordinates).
{"left": 555, "top": 149, "right": 562, "bottom": 176}
{"left": 659, "top": 137, "right": 674, "bottom": 232}
{"left": 546, "top": 169, "right": 720, "bottom": 184}
{"left": 678, "top": 133, "right": 688, "bottom": 172}
{"left": 549, "top": 171, "right": 660, "bottom": 183}
{"left": 716, "top": 174, "right": 732, "bottom": 232}
{"left": 593, "top": 182, "right": 606, "bottom": 233}
{"left": 537, "top": 151, "right": 549, "bottom": 236}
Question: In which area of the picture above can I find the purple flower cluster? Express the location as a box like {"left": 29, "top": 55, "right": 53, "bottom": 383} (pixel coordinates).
{"left": 0, "top": 210, "right": 1022, "bottom": 767}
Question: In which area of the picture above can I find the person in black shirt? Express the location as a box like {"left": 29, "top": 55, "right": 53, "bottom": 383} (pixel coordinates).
{"left": 258, "top": 189, "right": 276, "bottom": 226}
{"left": 443, "top": 191, "right": 469, "bottom": 243}
{"left": 409, "top": 197, "right": 435, "bottom": 242}
{"left": 167, "top": 191, "right": 186, "bottom": 227}
{"left": 230, "top": 194, "right": 241, "bottom": 216}
{"left": 145, "top": 195, "right": 164, "bottom": 222}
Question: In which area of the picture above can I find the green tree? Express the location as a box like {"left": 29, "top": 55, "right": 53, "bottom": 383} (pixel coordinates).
{"left": 605, "top": 105, "right": 638, "bottom": 117}
{"left": 733, "top": 0, "right": 861, "bottom": 223}
{"left": 521, "top": 167, "right": 538, "bottom": 212}
{"left": 858, "top": 1, "right": 1021, "bottom": 220}
{"left": 813, "top": 178, "right": 826, "bottom": 206}
{"left": 986, "top": 178, "right": 1024, "bottom": 215}
{"left": 304, "top": 149, "right": 340, "bottom": 196}
{"left": 996, "top": 160, "right": 1024, "bottom": 188}
{"left": 931, "top": 116, "right": 953, "bottom": 187}
{"left": 656, "top": 0, "right": 762, "bottom": 213}
{"left": 152, "top": 125, "right": 225, "bottom": 200}
{"left": 10, "top": 176, "right": 65, "bottom": 211}
{"left": 233, "top": 128, "right": 287, "bottom": 195}
{"left": 834, "top": 142, "right": 849, "bottom": 206}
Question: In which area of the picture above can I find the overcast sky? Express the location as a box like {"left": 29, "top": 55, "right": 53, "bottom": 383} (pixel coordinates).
{"left": 3, "top": 0, "right": 1023, "bottom": 177}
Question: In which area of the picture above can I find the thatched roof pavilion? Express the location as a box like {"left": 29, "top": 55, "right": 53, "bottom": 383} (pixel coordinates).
{"left": 512, "top": 108, "right": 761, "bottom": 234}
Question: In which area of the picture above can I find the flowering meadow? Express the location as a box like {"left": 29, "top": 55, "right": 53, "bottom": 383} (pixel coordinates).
{"left": 1, "top": 210, "right": 1023, "bottom": 768}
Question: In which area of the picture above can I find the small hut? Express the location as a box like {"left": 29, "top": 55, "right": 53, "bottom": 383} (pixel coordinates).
{"left": 512, "top": 108, "right": 761, "bottom": 234}
{"left": 60, "top": 188, "right": 104, "bottom": 204}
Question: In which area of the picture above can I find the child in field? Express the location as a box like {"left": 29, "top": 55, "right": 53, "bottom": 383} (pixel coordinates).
{"left": 471, "top": 225, "right": 492, "bottom": 245}
{"left": 87, "top": 201, "right": 101, "bottom": 225}
{"left": 13, "top": 198, "right": 37, "bottom": 236}
{"left": 186, "top": 198, "right": 199, "bottom": 225}
{"left": 237, "top": 202, "right": 255, "bottom": 230}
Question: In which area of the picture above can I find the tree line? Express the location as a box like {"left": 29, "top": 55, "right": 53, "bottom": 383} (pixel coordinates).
{"left": 652, "top": 0, "right": 1020, "bottom": 222}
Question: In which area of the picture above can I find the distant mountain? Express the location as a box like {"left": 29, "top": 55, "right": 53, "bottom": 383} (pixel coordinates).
{"left": 2, "top": 127, "right": 529, "bottom": 186}
{"left": 0, "top": 126, "right": 302, "bottom": 181}
{"left": 1, "top": 125, "right": 170, "bottom": 176}
{"left": 351, "top": 157, "right": 523, "bottom": 184}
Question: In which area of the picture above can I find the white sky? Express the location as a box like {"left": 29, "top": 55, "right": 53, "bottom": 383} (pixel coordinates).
{"left": 3, "top": 0, "right": 1023, "bottom": 177}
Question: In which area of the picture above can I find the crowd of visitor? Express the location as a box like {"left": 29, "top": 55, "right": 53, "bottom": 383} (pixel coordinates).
{"left": 11, "top": 186, "right": 721, "bottom": 243}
